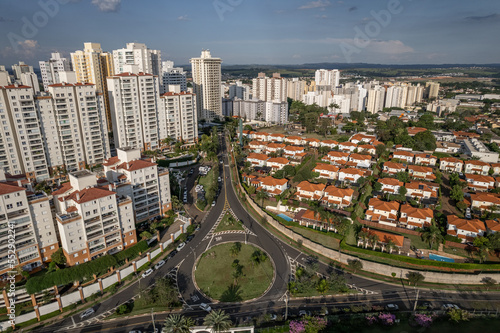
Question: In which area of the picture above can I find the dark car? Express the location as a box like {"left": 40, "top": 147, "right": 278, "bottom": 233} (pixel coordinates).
{"left": 186, "top": 235, "right": 194, "bottom": 243}
{"left": 167, "top": 250, "right": 178, "bottom": 259}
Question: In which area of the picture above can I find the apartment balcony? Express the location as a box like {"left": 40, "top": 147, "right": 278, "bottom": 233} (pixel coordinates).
{"left": 87, "top": 229, "right": 104, "bottom": 240}
{"left": 7, "top": 209, "right": 29, "bottom": 220}
{"left": 85, "top": 224, "right": 101, "bottom": 234}
{"left": 89, "top": 244, "right": 105, "bottom": 254}
{"left": 56, "top": 212, "right": 81, "bottom": 223}
{"left": 84, "top": 215, "right": 100, "bottom": 225}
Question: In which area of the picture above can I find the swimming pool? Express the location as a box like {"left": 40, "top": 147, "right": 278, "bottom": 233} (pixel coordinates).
{"left": 277, "top": 213, "right": 293, "bottom": 222}
{"left": 428, "top": 253, "right": 455, "bottom": 263}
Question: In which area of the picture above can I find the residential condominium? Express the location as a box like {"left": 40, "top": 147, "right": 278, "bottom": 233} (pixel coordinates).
{"left": 159, "top": 85, "right": 198, "bottom": 143}
{"left": 190, "top": 50, "right": 222, "bottom": 121}
{"left": 52, "top": 170, "right": 137, "bottom": 266}
{"left": 315, "top": 69, "right": 340, "bottom": 91}
{"left": 252, "top": 73, "right": 288, "bottom": 102}
{"left": 0, "top": 84, "right": 50, "bottom": 181}
{"left": 265, "top": 100, "right": 288, "bottom": 125}
{"left": 107, "top": 72, "right": 161, "bottom": 151}
{"left": 39, "top": 52, "right": 72, "bottom": 91}
{"left": 0, "top": 170, "right": 59, "bottom": 276}
{"left": 71, "top": 43, "right": 114, "bottom": 130}
{"left": 103, "top": 147, "right": 171, "bottom": 221}
{"left": 286, "top": 78, "right": 306, "bottom": 101}
{"left": 160, "top": 61, "right": 187, "bottom": 94}
{"left": 113, "top": 42, "right": 161, "bottom": 76}
{"left": 41, "top": 82, "right": 111, "bottom": 172}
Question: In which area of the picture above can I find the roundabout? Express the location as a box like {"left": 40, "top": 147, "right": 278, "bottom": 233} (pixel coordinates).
{"left": 194, "top": 242, "right": 275, "bottom": 302}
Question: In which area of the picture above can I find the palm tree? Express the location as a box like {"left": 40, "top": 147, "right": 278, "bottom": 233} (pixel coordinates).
{"left": 421, "top": 225, "right": 443, "bottom": 249}
{"left": 386, "top": 239, "right": 396, "bottom": 254}
{"left": 368, "top": 234, "right": 379, "bottom": 250}
{"left": 256, "top": 189, "right": 269, "bottom": 207}
{"left": 358, "top": 229, "right": 370, "bottom": 248}
{"left": 204, "top": 310, "right": 232, "bottom": 333}
{"left": 163, "top": 314, "right": 195, "bottom": 333}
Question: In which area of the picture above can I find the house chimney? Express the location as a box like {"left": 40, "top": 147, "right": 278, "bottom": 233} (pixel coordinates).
{"left": 108, "top": 184, "right": 113, "bottom": 192}
{"left": 17, "top": 180, "right": 22, "bottom": 187}
{"left": 76, "top": 192, "right": 80, "bottom": 201}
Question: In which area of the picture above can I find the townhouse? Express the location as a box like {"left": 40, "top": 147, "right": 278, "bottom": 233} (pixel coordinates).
{"left": 485, "top": 220, "right": 500, "bottom": 234}
{"left": 439, "top": 157, "right": 464, "bottom": 173}
{"left": 447, "top": 215, "right": 485, "bottom": 243}
{"left": 323, "top": 151, "right": 349, "bottom": 166}
{"left": 338, "top": 141, "right": 358, "bottom": 153}
{"left": 246, "top": 152, "right": 270, "bottom": 167}
{"left": 465, "top": 174, "right": 495, "bottom": 192}
{"left": 408, "top": 165, "right": 436, "bottom": 181}
{"left": 304, "top": 138, "right": 321, "bottom": 147}
{"left": 266, "top": 157, "right": 290, "bottom": 172}
{"left": 253, "top": 132, "right": 269, "bottom": 141}
{"left": 415, "top": 153, "right": 437, "bottom": 166}
{"left": 377, "top": 178, "right": 403, "bottom": 195}
{"left": 338, "top": 168, "right": 369, "bottom": 183}
{"left": 295, "top": 181, "right": 326, "bottom": 201}
{"left": 464, "top": 160, "right": 491, "bottom": 175}
{"left": 349, "top": 133, "right": 377, "bottom": 144}
{"left": 253, "top": 176, "right": 288, "bottom": 195}
{"left": 313, "top": 163, "right": 339, "bottom": 180}
{"left": 348, "top": 153, "right": 372, "bottom": 168}
{"left": 399, "top": 204, "right": 433, "bottom": 229}
{"left": 283, "top": 145, "right": 305, "bottom": 157}
{"left": 491, "top": 163, "right": 500, "bottom": 175}
{"left": 320, "top": 139, "right": 339, "bottom": 149}
{"left": 357, "top": 228, "right": 404, "bottom": 253}
{"left": 383, "top": 161, "right": 406, "bottom": 174}
{"left": 405, "top": 181, "right": 439, "bottom": 201}
{"left": 393, "top": 150, "right": 415, "bottom": 164}
{"left": 407, "top": 127, "right": 427, "bottom": 136}
{"left": 284, "top": 136, "right": 305, "bottom": 146}
{"left": 248, "top": 140, "right": 267, "bottom": 153}
{"left": 322, "top": 186, "right": 354, "bottom": 209}
{"left": 365, "top": 198, "right": 400, "bottom": 227}
{"left": 265, "top": 142, "right": 286, "bottom": 154}
{"left": 267, "top": 133, "right": 286, "bottom": 142}
{"left": 471, "top": 193, "right": 500, "bottom": 212}
{"left": 357, "top": 144, "right": 376, "bottom": 155}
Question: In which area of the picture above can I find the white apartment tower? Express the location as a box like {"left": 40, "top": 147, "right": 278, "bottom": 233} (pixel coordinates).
{"left": 265, "top": 101, "right": 288, "bottom": 124}
{"left": 287, "top": 78, "right": 306, "bottom": 101}
{"left": 0, "top": 171, "right": 59, "bottom": 276}
{"left": 161, "top": 61, "right": 187, "bottom": 94}
{"left": 190, "top": 50, "right": 222, "bottom": 121}
{"left": 366, "top": 86, "right": 386, "bottom": 113}
{"left": 315, "top": 69, "right": 340, "bottom": 90}
{"left": 11, "top": 62, "right": 34, "bottom": 80}
{"left": 252, "top": 73, "right": 288, "bottom": 102}
{"left": 113, "top": 43, "right": 161, "bottom": 76}
{"left": 103, "top": 147, "right": 171, "bottom": 221}
{"left": 39, "top": 52, "right": 72, "bottom": 91}
{"left": 107, "top": 73, "right": 161, "bottom": 151}
{"left": 0, "top": 84, "right": 50, "bottom": 181}
{"left": 229, "top": 81, "right": 250, "bottom": 100}
{"left": 52, "top": 170, "right": 137, "bottom": 266}
{"left": 159, "top": 85, "right": 198, "bottom": 143}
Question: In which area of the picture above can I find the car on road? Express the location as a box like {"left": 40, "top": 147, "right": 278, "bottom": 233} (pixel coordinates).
{"left": 218, "top": 177, "right": 221, "bottom": 182}
{"left": 154, "top": 260, "right": 165, "bottom": 270}
{"left": 141, "top": 268, "right": 153, "bottom": 278}
{"left": 442, "top": 303, "right": 460, "bottom": 310}
{"left": 186, "top": 235, "right": 194, "bottom": 243}
{"left": 211, "top": 201, "right": 216, "bottom": 207}
{"left": 385, "top": 304, "right": 399, "bottom": 311}
{"left": 167, "top": 250, "right": 177, "bottom": 259}
{"left": 421, "top": 302, "right": 432, "bottom": 309}
{"left": 176, "top": 242, "right": 186, "bottom": 251}
{"left": 465, "top": 207, "right": 471, "bottom": 219}
{"left": 299, "top": 310, "right": 311, "bottom": 317}
{"left": 199, "top": 303, "right": 212, "bottom": 312}
{"left": 268, "top": 313, "right": 277, "bottom": 321}
{"left": 80, "top": 308, "right": 95, "bottom": 319}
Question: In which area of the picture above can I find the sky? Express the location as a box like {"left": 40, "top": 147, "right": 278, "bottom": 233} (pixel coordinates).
{"left": 0, "top": 0, "right": 499, "bottom": 68}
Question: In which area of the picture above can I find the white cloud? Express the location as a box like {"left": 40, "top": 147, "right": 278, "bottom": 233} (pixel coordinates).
{"left": 366, "top": 40, "right": 414, "bottom": 54}
{"left": 299, "top": 1, "right": 331, "bottom": 10}
{"left": 177, "top": 15, "right": 189, "bottom": 21}
{"left": 91, "top": 0, "right": 121, "bottom": 13}
{"left": 292, "top": 54, "right": 302, "bottom": 59}
{"left": 2, "top": 39, "right": 39, "bottom": 58}
{"left": 316, "top": 14, "right": 328, "bottom": 19}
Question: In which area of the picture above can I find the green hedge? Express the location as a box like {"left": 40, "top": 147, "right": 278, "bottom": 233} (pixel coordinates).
{"left": 26, "top": 240, "right": 148, "bottom": 294}
{"left": 340, "top": 241, "right": 500, "bottom": 271}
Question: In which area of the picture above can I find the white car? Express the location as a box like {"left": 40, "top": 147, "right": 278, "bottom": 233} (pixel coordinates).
{"left": 154, "top": 260, "right": 165, "bottom": 270}
{"left": 211, "top": 201, "right": 216, "bottom": 207}
{"left": 80, "top": 308, "right": 95, "bottom": 319}
{"left": 199, "top": 303, "right": 212, "bottom": 312}
{"left": 141, "top": 268, "right": 153, "bottom": 278}
{"left": 386, "top": 304, "right": 399, "bottom": 311}
{"left": 176, "top": 242, "right": 186, "bottom": 251}
{"left": 442, "top": 303, "right": 460, "bottom": 310}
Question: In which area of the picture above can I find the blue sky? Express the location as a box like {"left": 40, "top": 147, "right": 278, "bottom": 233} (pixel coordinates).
{"left": 0, "top": 0, "right": 499, "bottom": 67}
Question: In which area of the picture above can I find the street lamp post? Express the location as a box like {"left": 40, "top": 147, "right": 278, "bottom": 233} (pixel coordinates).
{"left": 284, "top": 290, "right": 289, "bottom": 321}
{"left": 413, "top": 287, "right": 420, "bottom": 312}
{"left": 151, "top": 308, "right": 156, "bottom": 332}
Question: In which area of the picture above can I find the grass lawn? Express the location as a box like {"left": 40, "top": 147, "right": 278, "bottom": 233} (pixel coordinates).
{"left": 198, "top": 167, "right": 215, "bottom": 189}
{"left": 195, "top": 243, "right": 274, "bottom": 301}
{"left": 215, "top": 212, "right": 244, "bottom": 232}
{"left": 288, "top": 225, "right": 340, "bottom": 251}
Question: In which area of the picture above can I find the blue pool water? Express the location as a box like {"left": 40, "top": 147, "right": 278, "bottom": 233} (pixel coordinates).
{"left": 277, "top": 213, "right": 293, "bottom": 222}
{"left": 428, "top": 253, "right": 455, "bottom": 263}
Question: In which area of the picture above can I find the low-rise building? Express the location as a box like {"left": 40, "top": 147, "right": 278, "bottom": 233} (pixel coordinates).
{"left": 253, "top": 132, "right": 269, "bottom": 141}
{"left": 408, "top": 165, "right": 436, "bottom": 181}
{"left": 283, "top": 146, "right": 305, "bottom": 157}
{"left": 464, "top": 160, "right": 491, "bottom": 175}
{"left": 295, "top": 181, "right": 326, "bottom": 201}
{"left": 246, "top": 153, "right": 270, "bottom": 167}
{"left": 415, "top": 153, "right": 437, "bottom": 166}
{"left": 268, "top": 133, "right": 286, "bottom": 142}
{"left": 284, "top": 136, "right": 305, "bottom": 146}
{"left": 357, "top": 144, "right": 376, "bottom": 155}
{"left": 322, "top": 186, "right": 354, "bottom": 208}
{"left": 348, "top": 153, "right": 372, "bottom": 168}
{"left": 338, "top": 168, "right": 369, "bottom": 183}
{"left": 446, "top": 215, "right": 485, "bottom": 243}
{"left": 405, "top": 181, "right": 438, "bottom": 201}
{"left": 383, "top": 161, "right": 406, "bottom": 174}
{"left": 338, "top": 141, "right": 358, "bottom": 153}
{"left": 349, "top": 133, "right": 377, "bottom": 144}
{"left": 357, "top": 228, "right": 404, "bottom": 253}
{"left": 462, "top": 138, "right": 499, "bottom": 163}
{"left": 313, "top": 163, "right": 339, "bottom": 180}
{"left": 439, "top": 157, "right": 464, "bottom": 173}
{"left": 407, "top": 127, "right": 427, "bottom": 136}
{"left": 320, "top": 139, "right": 339, "bottom": 149}
{"left": 471, "top": 193, "right": 500, "bottom": 212}
{"left": 365, "top": 198, "right": 400, "bottom": 227}
{"left": 491, "top": 163, "right": 500, "bottom": 175}
{"left": 377, "top": 178, "right": 403, "bottom": 195}
{"left": 266, "top": 157, "right": 290, "bottom": 172}
{"left": 252, "top": 176, "right": 288, "bottom": 195}
{"left": 465, "top": 174, "right": 495, "bottom": 192}
{"left": 304, "top": 138, "right": 321, "bottom": 147}
{"left": 265, "top": 142, "right": 286, "bottom": 154}
{"left": 393, "top": 151, "right": 415, "bottom": 164}
{"left": 248, "top": 140, "right": 268, "bottom": 153}
{"left": 399, "top": 204, "right": 433, "bottom": 229}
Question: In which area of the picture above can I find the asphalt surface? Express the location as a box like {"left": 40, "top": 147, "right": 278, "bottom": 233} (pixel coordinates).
{"left": 35, "top": 133, "right": 500, "bottom": 333}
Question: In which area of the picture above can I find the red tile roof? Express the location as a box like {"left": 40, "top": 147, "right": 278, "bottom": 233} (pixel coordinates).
{"left": 0, "top": 182, "right": 24, "bottom": 195}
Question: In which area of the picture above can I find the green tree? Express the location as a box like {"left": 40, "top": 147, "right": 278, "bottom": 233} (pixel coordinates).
{"left": 407, "top": 271, "right": 425, "bottom": 286}
{"left": 204, "top": 310, "right": 232, "bottom": 333}
{"left": 422, "top": 225, "right": 443, "bottom": 249}
{"left": 375, "top": 144, "right": 386, "bottom": 157}
{"left": 398, "top": 186, "right": 407, "bottom": 197}
{"left": 396, "top": 171, "right": 411, "bottom": 183}
{"left": 163, "top": 314, "right": 195, "bottom": 333}
{"left": 140, "top": 230, "right": 153, "bottom": 240}
{"left": 473, "top": 237, "right": 491, "bottom": 263}
{"left": 347, "top": 259, "right": 363, "bottom": 273}
{"left": 316, "top": 278, "right": 329, "bottom": 294}
{"left": 256, "top": 189, "right": 269, "bottom": 207}
{"left": 450, "top": 185, "right": 465, "bottom": 202}
{"left": 51, "top": 248, "right": 67, "bottom": 266}
{"left": 373, "top": 182, "right": 383, "bottom": 192}
{"left": 230, "top": 242, "right": 242, "bottom": 257}
{"left": 448, "top": 308, "right": 470, "bottom": 323}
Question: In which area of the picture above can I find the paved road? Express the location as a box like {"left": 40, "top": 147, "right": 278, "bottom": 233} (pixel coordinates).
{"left": 35, "top": 132, "right": 500, "bottom": 333}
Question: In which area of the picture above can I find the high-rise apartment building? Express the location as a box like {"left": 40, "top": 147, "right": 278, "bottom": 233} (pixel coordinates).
{"left": 0, "top": 84, "right": 50, "bottom": 181}
{"left": 160, "top": 61, "right": 187, "bottom": 94}
{"left": 286, "top": 78, "right": 306, "bottom": 101}
{"left": 366, "top": 85, "right": 386, "bottom": 113}
{"left": 252, "top": 73, "right": 288, "bottom": 102}
{"left": 190, "top": 50, "right": 222, "bottom": 121}
{"left": 52, "top": 170, "right": 137, "bottom": 265}
{"left": 107, "top": 72, "right": 161, "bottom": 151}
{"left": 11, "top": 62, "right": 34, "bottom": 80}
{"left": 265, "top": 101, "right": 288, "bottom": 124}
{"left": 315, "top": 69, "right": 340, "bottom": 90}
{"left": 0, "top": 171, "right": 59, "bottom": 276}
{"left": 113, "top": 43, "right": 161, "bottom": 76}
{"left": 425, "top": 82, "right": 440, "bottom": 100}
{"left": 103, "top": 147, "right": 171, "bottom": 221}
{"left": 158, "top": 85, "right": 198, "bottom": 143}
{"left": 39, "top": 52, "right": 72, "bottom": 91}
{"left": 71, "top": 43, "right": 114, "bottom": 130}
{"left": 229, "top": 81, "right": 250, "bottom": 100}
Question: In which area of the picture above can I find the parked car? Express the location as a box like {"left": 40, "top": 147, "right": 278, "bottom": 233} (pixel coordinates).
{"left": 211, "top": 201, "right": 216, "bottom": 207}
{"left": 199, "top": 303, "right": 212, "bottom": 312}
{"left": 465, "top": 208, "right": 471, "bottom": 219}
{"left": 442, "top": 303, "right": 460, "bottom": 310}
{"left": 80, "top": 308, "right": 95, "bottom": 319}
{"left": 298, "top": 310, "right": 311, "bottom": 316}
{"left": 167, "top": 250, "right": 177, "bottom": 259}
{"left": 154, "top": 260, "right": 165, "bottom": 270}
{"left": 141, "top": 268, "right": 153, "bottom": 278}
{"left": 385, "top": 304, "right": 399, "bottom": 311}
{"left": 186, "top": 235, "right": 194, "bottom": 243}
{"left": 176, "top": 242, "right": 186, "bottom": 251}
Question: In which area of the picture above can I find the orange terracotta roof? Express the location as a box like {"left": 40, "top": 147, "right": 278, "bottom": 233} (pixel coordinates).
{"left": 361, "top": 228, "right": 404, "bottom": 247}
{"left": 378, "top": 178, "right": 403, "bottom": 187}
{"left": 400, "top": 204, "right": 433, "bottom": 220}
{"left": 324, "top": 185, "right": 354, "bottom": 198}
{"left": 297, "top": 181, "right": 326, "bottom": 193}
{"left": 465, "top": 174, "right": 495, "bottom": 183}
{"left": 0, "top": 182, "right": 24, "bottom": 195}
{"left": 52, "top": 182, "right": 73, "bottom": 196}
{"left": 394, "top": 151, "right": 415, "bottom": 157}
{"left": 64, "top": 186, "right": 115, "bottom": 204}
{"left": 349, "top": 153, "right": 372, "bottom": 161}
{"left": 103, "top": 156, "right": 120, "bottom": 166}
{"left": 408, "top": 165, "right": 433, "bottom": 173}
{"left": 247, "top": 152, "right": 270, "bottom": 161}
{"left": 284, "top": 146, "right": 305, "bottom": 151}
{"left": 383, "top": 161, "right": 405, "bottom": 170}
{"left": 465, "top": 160, "right": 490, "bottom": 167}
{"left": 447, "top": 215, "right": 485, "bottom": 233}
{"left": 313, "top": 163, "right": 339, "bottom": 172}
{"left": 117, "top": 159, "right": 156, "bottom": 172}
{"left": 368, "top": 197, "right": 400, "bottom": 212}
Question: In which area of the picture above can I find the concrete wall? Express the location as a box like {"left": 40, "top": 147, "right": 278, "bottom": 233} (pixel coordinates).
{"left": 102, "top": 275, "right": 118, "bottom": 289}
{"left": 61, "top": 290, "right": 81, "bottom": 307}
{"left": 83, "top": 284, "right": 100, "bottom": 298}
{"left": 136, "top": 257, "right": 148, "bottom": 268}
{"left": 38, "top": 301, "right": 60, "bottom": 316}
{"left": 151, "top": 248, "right": 161, "bottom": 258}
{"left": 121, "top": 265, "right": 134, "bottom": 278}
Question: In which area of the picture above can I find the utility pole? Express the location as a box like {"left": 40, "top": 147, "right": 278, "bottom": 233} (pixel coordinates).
{"left": 413, "top": 288, "right": 419, "bottom": 312}
{"left": 284, "top": 291, "right": 289, "bottom": 321}
{"left": 151, "top": 308, "right": 156, "bottom": 332}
